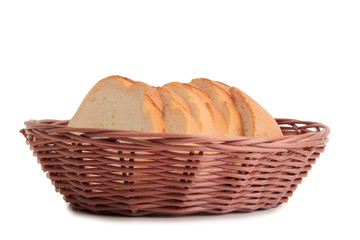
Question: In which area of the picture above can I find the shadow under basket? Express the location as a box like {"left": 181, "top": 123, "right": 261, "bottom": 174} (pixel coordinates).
{"left": 20, "top": 118, "right": 329, "bottom": 216}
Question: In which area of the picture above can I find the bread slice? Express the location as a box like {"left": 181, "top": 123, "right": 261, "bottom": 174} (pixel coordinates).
{"left": 68, "top": 75, "right": 166, "bottom": 133}
{"left": 183, "top": 83, "right": 227, "bottom": 137}
{"left": 230, "top": 87, "right": 283, "bottom": 137}
{"left": 190, "top": 78, "right": 243, "bottom": 136}
{"left": 163, "top": 82, "right": 215, "bottom": 136}
{"left": 157, "top": 86, "right": 200, "bottom": 135}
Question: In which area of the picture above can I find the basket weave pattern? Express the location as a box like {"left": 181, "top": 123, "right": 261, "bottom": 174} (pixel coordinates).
{"left": 21, "top": 119, "right": 329, "bottom": 216}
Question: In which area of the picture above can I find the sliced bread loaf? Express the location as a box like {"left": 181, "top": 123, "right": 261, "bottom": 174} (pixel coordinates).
{"left": 68, "top": 75, "right": 166, "bottom": 133}
{"left": 183, "top": 83, "right": 227, "bottom": 136}
{"left": 163, "top": 82, "right": 215, "bottom": 136}
{"left": 190, "top": 78, "right": 243, "bottom": 136}
{"left": 157, "top": 86, "right": 200, "bottom": 135}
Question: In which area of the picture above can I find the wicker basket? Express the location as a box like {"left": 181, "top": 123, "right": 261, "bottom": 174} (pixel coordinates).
{"left": 20, "top": 118, "right": 329, "bottom": 216}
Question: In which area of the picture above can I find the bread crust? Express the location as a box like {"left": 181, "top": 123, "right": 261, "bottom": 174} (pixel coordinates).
{"left": 183, "top": 83, "right": 227, "bottom": 136}
{"left": 158, "top": 86, "right": 200, "bottom": 134}
{"left": 190, "top": 78, "right": 243, "bottom": 136}
{"left": 163, "top": 82, "right": 215, "bottom": 136}
{"left": 230, "top": 87, "right": 283, "bottom": 137}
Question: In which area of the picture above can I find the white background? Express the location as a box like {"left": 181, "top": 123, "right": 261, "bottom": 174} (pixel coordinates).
{"left": 1, "top": 1, "right": 359, "bottom": 239}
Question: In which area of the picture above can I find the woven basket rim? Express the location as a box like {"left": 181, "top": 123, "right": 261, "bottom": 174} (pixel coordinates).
{"left": 23, "top": 118, "right": 330, "bottom": 143}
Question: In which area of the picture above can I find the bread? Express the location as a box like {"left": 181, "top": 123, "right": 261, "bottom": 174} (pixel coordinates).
{"left": 183, "top": 83, "right": 227, "bottom": 137}
{"left": 230, "top": 87, "right": 283, "bottom": 137}
{"left": 157, "top": 86, "right": 200, "bottom": 134}
{"left": 163, "top": 82, "right": 216, "bottom": 136}
{"left": 69, "top": 75, "right": 282, "bottom": 138}
{"left": 190, "top": 78, "right": 243, "bottom": 136}
{"left": 68, "top": 75, "right": 166, "bottom": 133}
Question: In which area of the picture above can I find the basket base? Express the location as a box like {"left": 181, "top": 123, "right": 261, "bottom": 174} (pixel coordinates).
{"left": 68, "top": 202, "right": 284, "bottom": 216}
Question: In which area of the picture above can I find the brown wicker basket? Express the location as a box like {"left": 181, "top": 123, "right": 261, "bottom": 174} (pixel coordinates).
{"left": 20, "top": 118, "right": 329, "bottom": 216}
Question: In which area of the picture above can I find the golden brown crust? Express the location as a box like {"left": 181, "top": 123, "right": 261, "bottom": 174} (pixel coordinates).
{"left": 157, "top": 87, "right": 200, "bottom": 134}
{"left": 129, "top": 79, "right": 166, "bottom": 133}
{"left": 194, "top": 78, "right": 233, "bottom": 99}
{"left": 230, "top": 87, "right": 283, "bottom": 137}
{"left": 163, "top": 82, "right": 215, "bottom": 136}
{"left": 159, "top": 86, "right": 191, "bottom": 113}
{"left": 184, "top": 83, "right": 227, "bottom": 136}
{"left": 143, "top": 99, "right": 166, "bottom": 133}
{"left": 214, "top": 80, "right": 231, "bottom": 90}
{"left": 190, "top": 78, "right": 243, "bottom": 136}
{"left": 137, "top": 81, "right": 164, "bottom": 112}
